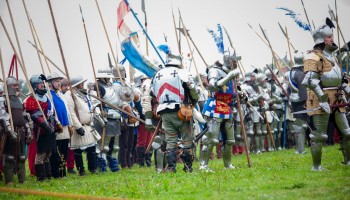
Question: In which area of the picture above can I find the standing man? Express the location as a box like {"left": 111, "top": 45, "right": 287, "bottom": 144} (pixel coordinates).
{"left": 24, "top": 74, "right": 56, "bottom": 181}
{"left": 66, "top": 75, "right": 100, "bottom": 175}
{"left": 302, "top": 20, "right": 350, "bottom": 170}
{"left": 1, "top": 77, "right": 32, "bottom": 185}
{"left": 150, "top": 52, "right": 199, "bottom": 173}
{"left": 289, "top": 53, "right": 308, "bottom": 154}
{"left": 201, "top": 53, "right": 240, "bottom": 171}
{"left": 47, "top": 72, "right": 70, "bottom": 178}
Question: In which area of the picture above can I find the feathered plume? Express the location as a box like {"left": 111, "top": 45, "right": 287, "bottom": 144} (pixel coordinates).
{"left": 277, "top": 7, "right": 311, "bottom": 32}
{"left": 207, "top": 24, "right": 224, "bottom": 54}
{"left": 157, "top": 44, "right": 170, "bottom": 55}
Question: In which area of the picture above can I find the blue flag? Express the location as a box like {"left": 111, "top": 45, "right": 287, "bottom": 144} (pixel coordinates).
{"left": 121, "top": 38, "right": 160, "bottom": 78}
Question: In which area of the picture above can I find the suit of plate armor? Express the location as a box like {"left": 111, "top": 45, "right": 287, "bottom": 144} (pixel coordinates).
{"left": 92, "top": 68, "right": 124, "bottom": 172}
{"left": 150, "top": 54, "right": 199, "bottom": 173}
{"left": 289, "top": 53, "right": 308, "bottom": 154}
{"left": 266, "top": 69, "right": 284, "bottom": 150}
{"left": 302, "top": 22, "right": 350, "bottom": 170}
{"left": 1, "top": 78, "right": 32, "bottom": 184}
{"left": 201, "top": 54, "right": 240, "bottom": 171}
{"left": 241, "top": 70, "right": 264, "bottom": 153}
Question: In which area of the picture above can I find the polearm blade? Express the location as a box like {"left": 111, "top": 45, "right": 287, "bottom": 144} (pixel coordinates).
{"left": 278, "top": 22, "right": 297, "bottom": 52}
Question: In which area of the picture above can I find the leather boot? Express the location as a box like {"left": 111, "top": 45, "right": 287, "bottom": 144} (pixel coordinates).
{"left": 145, "top": 152, "right": 152, "bottom": 167}
{"left": 3, "top": 160, "right": 14, "bottom": 185}
{"left": 136, "top": 147, "right": 145, "bottom": 167}
{"left": 17, "top": 160, "right": 26, "bottom": 183}
{"left": 216, "top": 142, "right": 223, "bottom": 158}
{"left": 87, "top": 152, "right": 98, "bottom": 173}
{"left": 341, "top": 138, "right": 350, "bottom": 165}
{"left": 180, "top": 149, "right": 194, "bottom": 173}
{"left": 44, "top": 162, "right": 52, "bottom": 179}
{"left": 166, "top": 150, "right": 177, "bottom": 172}
{"left": 35, "top": 164, "right": 46, "bottom": 181}
{"left": 311, "top": 142, "right": 323, "bottom": 171}
{"left": 74, "top": 153, "right": 85, "bottom": 176}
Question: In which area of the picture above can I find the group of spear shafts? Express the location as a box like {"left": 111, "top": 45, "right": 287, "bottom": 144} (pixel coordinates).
{"left": 0, "top": 0, "right": 347, "bottom": 169}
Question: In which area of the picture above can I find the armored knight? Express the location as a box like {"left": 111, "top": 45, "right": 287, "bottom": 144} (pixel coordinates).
{"left": 289, "top": 53, "right": 308, "bottom": 154}
{"left": 92, "top": 68, "right": 123, "bottom": 172}
{"left": 201, "top": 52, "right": 240, "bottom": 171}
{"left": 265, "top": 69, "right": 284, "bottom": 150}
{"left": 255, "top": 73, "right": 274, "bottom": 152}
{"left": 150, "top": 53, "right": 199, "bottom": 173}
{"left": 24, "top": 74, "right": 56, "bottom": 181}
{"left": 302, "top": 20, "right": 350, "bottom": 170}
{"left": 1, "top": 78, "right": 32, "bottom": 185}
{"left": 241, "top": 69, "right": 265, "bottom": 153}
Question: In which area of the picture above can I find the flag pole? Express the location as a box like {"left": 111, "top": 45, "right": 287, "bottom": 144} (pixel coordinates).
{"left": 95, "top": 0, "right": 124, "bottom": 85}
{"left": 124, "top": 0, "right": 165, "bottom": 65}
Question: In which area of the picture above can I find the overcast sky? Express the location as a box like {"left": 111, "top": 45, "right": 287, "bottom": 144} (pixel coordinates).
{"left": 1, "top": 0, "right": 349, "bottom": 82}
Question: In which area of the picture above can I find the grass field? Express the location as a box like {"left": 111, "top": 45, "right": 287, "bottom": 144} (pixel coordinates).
{"left": 0, "top": 145, "right": 349, "bottom": 200}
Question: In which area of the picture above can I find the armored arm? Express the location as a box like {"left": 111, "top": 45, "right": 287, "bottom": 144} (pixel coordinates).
{"left": 23, "top": 111, "right": 33, "bottom": 142}
{"left": 216, "top": 69, "right": 240, "bottom": 87}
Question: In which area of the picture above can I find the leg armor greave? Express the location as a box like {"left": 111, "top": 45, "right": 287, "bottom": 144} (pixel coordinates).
{"left": 293, "top": 118, "right": 306, "bottom": 154}
{"left": 310, "top": 114, "right": 329, "bottom": 171}
{"left": 335, "top": 111, "right": 350, "bottom": 165}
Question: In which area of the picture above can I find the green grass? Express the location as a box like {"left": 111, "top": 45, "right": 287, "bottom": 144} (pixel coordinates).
{"left": 1, "top": 145, "right": 350, "bottom": 200}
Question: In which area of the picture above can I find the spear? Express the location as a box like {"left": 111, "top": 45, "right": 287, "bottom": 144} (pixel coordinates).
{"left": 259, "top": 24, "right": 285, "bottom": 71}
{"left": 277, "top": 23, "right": 294, "bottom": 66}
{"left": 5, "top": 0, "right": 28, "bottom": 76}
{"left": 27, "top": 40, "right": 65, "bottom": 76}
{"left": 79, "top": 5, "right": 107, "bottom": 151}
{"left": 300, "top": 0, "right": 313, "bottom": 33}
{"left": 0, "top": 17, "right": 48, "bottom": 123}
{"left": 47, "top": 0, "right": 80, "bottom": 121}
{"left": 141, "top": 0, "right": 149, "bottom": 56}
{"left": 30, "top": 19, "right": 53, "bottom": 74}
{"left": 233, "top": 79, "right": 252, "bottom": 167}
{"left": 95, "top": 0, "right": 124, "bottom": 85}
{"left": 178, "top": 9, "right": 205, "bottom": 91}
{"left": 178, "top": 9, "right": 209, "bottom": 69}
{"left": 248, "top": 23, "right": 291, "bottom": 69}
{"left": 334, "top": 0, "right": 342, "bottom": 70}
{"left": 171, "top": 4, "right": 181, "bottom": 54}
{"left": 266, "top": 65, "right": 289, "bottom": 100}
{"left": 0, "top": 47, "right": 14, "bottom": 161}
{"left": 21, "top": 0, "right": 47, "bottom": 75}
{"left": 222, "top": 25, "right": 245, "bottom": 75}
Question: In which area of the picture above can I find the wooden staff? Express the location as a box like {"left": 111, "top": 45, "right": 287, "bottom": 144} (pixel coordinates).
{"left": 334, "top": 0, "right": 342, "bottom": 70}
{"left": 0, "top": 17, "right": 47, "bottom": 123}
{"left": 171, "top": 5, "right": 181, "bottom": 55}
{"left": 278, "top": 22, "right": 295, "bottom": 66}
{"left": 88, "top": 93, "right": 171, "bottom": 135}
{"left": 95, "top": 0, "right": 124, "bottom": 85}
{"left": 264, "top": 112, "right": 276, "bottom": 150}
{"left": 22, "top": 0, "right": 47, "bottom": 75}
{"left": 300, "top": 0, "right": 313, "bottom": 34}
{"left": 145, "top": 119, "right": 162, "bottom": 154}
{"left": 47, "top": 0, "right": 80, "bottom": 121}
{"left": 233, "top": 79, "right": 252, "bottom": 167}
{"left": 30, "top": 19, "right": 53, "bottom": 74}
{"left": 5, "top": 0, "right": 28, "bottom": 76}
{"left": 0, "top": 47, "right": 14, "bottom": 161}
{"left": 178, "top": 9, "right": 209, "bottom": 69}
{"left": 79, "top": 5, "right": 106, "bottom": 150}
{"left": 27, "top": 40, "right": 65, "bottom": 75}
{"left": 247, "top": 23, "right": 291, "bottom": 69}
{"left": 259, "top": 24, "right": 284, "bottom": 71}
{"left": 178, "top": 9, "right": 205, "bottom": 91}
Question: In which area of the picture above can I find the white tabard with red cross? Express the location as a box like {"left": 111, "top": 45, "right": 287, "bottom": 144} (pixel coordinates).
{"left": 151, "top": 66, "right": 185, "bottom": 113}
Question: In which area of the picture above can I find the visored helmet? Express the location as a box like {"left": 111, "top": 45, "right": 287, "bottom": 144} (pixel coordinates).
{"left": 96, "top": 68, "right": 114, "bottom": 79}
{"left": 112, "top": 64, "right": 126, "bottom": 79}
{"left": 293, "top": 52, "right": 304, "bottom": 68}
